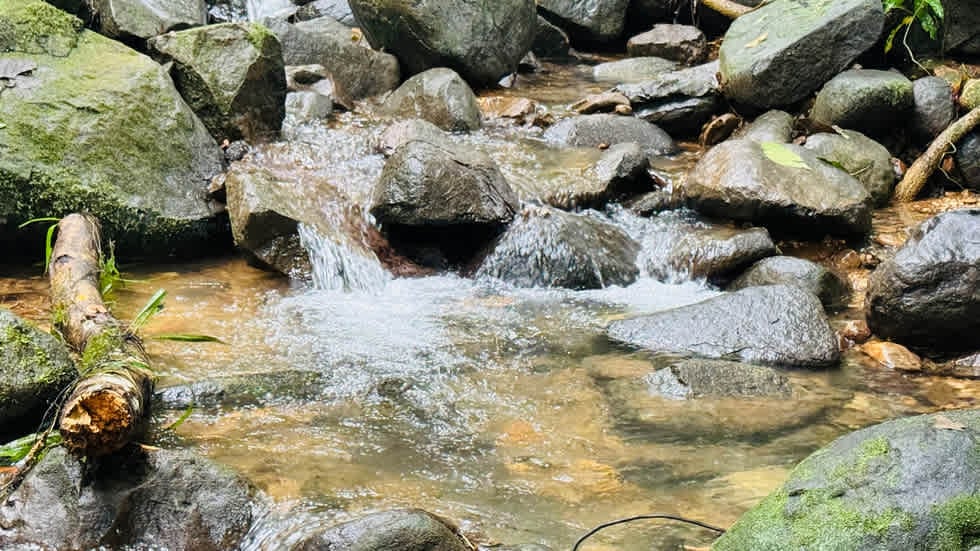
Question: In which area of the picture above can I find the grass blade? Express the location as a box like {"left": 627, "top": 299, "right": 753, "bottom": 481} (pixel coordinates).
{"left": 128, "top": 289, "right": 166, "bottom": 334}
{"left": 151, "top": 334, "right": 226, "bottom": 344}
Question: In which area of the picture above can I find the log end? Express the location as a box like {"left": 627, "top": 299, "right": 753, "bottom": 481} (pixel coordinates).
{"left": 60, "top": 390, "right": 140, "bottom": 457}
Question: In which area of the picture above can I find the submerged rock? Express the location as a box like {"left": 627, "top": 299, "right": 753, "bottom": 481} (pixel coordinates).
{"left": 608, "top": 285, "right": 840, "bottom": 367}
{"left": 803, "top": 129, "right": 896, "bottom": 207}
{"left": 546, "top": 143, "right": 652, "bottom": 209}
{"left": 476, "top": 206, "right": 639, "bottom": 290}
{"left": 713, "top": 410, "right": 980, "bottom": 550}
{"left": 537, "top": 0, "right": 629, "bottom": 44}
{"left": 729, "top": 256, "right": 849, "bottom": 311}
{"left": 91, "top": 0, "right": 206, "bottom": 41}
{"left": 542, "top": 114, "right": 676, "bottom": 157}
{"left": 381, "top": 68, "right": 482, "bottom": 131}
{"left": 646, "top": 358, "right": 793, "bottom": 400}
{"left": 865, "top": 209, "right": 980, "bottom": 358}
{"left": 376, "top": 119, "right": 451, "bottom": 156}
{"left": 291, "top": 509, "right": 471, "bottom": 551}
{"left": 809, "top": 69, "right": 914, "bottom": 136}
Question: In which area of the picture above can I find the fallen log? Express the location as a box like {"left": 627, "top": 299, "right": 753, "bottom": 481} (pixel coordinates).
{"left": 699, "top": 0, "right": 753, "bottom": 19}
{"left": 50, "top": 214, "right": 153, "bottom": 457}
{"left": 893, "top": 106, "right": 980, "bottom": 202}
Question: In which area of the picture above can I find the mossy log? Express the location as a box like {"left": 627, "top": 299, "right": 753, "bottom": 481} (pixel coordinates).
{"left": 50, "top": 214, "right": 153, "bottom": 457}
{"left": 893, "top": 106, "right": 980, "bottom": 202}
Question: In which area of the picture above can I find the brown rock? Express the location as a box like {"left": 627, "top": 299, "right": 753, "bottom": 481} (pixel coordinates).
{"left": 839, "top": 319, "right": 871, "bottom": 343}
{"left": 861, "top": 341, "right": 923, "bottom": 372}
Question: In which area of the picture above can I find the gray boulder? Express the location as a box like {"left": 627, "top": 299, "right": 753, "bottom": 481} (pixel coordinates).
{"left": 291, "top": 509, "right": 470, "bottom": 551}
{"left": 735, "top": 110, "right": 795, "bottom": 143}
{"left": 803, "top": 129, "right": 896, "bottom": 206}
{"left": 381, "top": 68, "right": 482, "bottom": 132}
{"left": 607, "top": 285, "right": 841, "bottom": 367}
{"left": 149, "top": 23, "right": 286, "bottom": 143}
{"left": 729, "top": 256, "right": 849, "bottom": 310}
{"left": 686, "top": 138, "right": 873, "bottom": 236}
{"left": 476, "top": 206, "right": 639, "bottom": 290}
{"left": 592, "top": 57, "right": 677, "bottom": 84}
{"left": 956, "top": 131, "right": 980, "bottom": 191}
{"left": 532, "top": 15, "right": 571, "bottom": 58}
{"left": 626, "top": 24, "right": 707, "bottom": 65}
{"left": 538, "top": 0, "right": 629, "bottom": 44}
{"left": 0, "top": 447, "right": 255, "bottom": 550}
{"left": 865, "top": 209, "right": 980, "bottom": 358}
{"left": 616, "top": 60, "right": 721, "bottom": 137}
{"left": 719, "top": 0, "right": 884, "bottom": 108}
{"left": 0, "top": 309, "right": 76, "bottom": 440}
{"left": 376, "top": 119, "right": 451, "bottom": 156}
{"left": 542, "top": 114, "right": 676, "bottom": 157}
{"left": 285, "top": 89, "right": 333, "bottom": 123}
{"left": 264, "top": 16, "right": 400, "bottom": 101}
{"left": 910, "top": 76, "right": 956, "bottom": 141}
{"left": 809, "top": 69, "right": 914, "bottom": 136}
{"left": 0, "top": 0, "right": 226, "bottom": 258}
{"left": 91, "top": 0, "right": 206, "bottom": 41}
{"left": 713, "top": 410, "right": 980, "bottom": 550}
{"left": 348, "top": 0, "right": 535, "bottom": 86}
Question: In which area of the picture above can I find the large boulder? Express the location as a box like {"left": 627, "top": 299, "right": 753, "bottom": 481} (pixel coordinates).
{"left": 0, "top": 0, "right": 227, "bottom": 258}
{"left": 712, "top": 410, "right": 980, "bottom": 550}
{"left": 809, "top": 69, "right": 914, "bottom": 136}
{"left": 291, "top": 509, "right": 471, "bottom": 551}
{"left": 91, "top": 0, "right": 206, "bottom": 41}
{"left": 537, "top": 0, "right": 629, "bottom": 44}
{"left": 263, "top": 16, "right": 400, "bottom": 101}
{"left": 0, "top": 446, "right": 256, "bottom": 550}
{"left": 0, "top": 309, "right": 76, "bottom": 440}
{"left": 380, "top": 68, "right": 482, "bottom": 132}
{"left": 542, "top": 114, "right": 676, "bottom": 157}
{"left": 615, "top": 60, "right": 721, "bottom": 137}
{"left": 729, "top": 256, "right": 849, "bottom": 311}
{"left": 348, "top": 0, "right": 535, "bottom": 86}
{"left": 865, "top": 209, "right": 980, "bottom": 358}
{"left": 686, "top": 138, "right": 873, "bottom": 236}
{"left": 476, "top": 206, "right": 639, "bottom": 289}
{"left": 608, "top": 285, "right": 841, "bottom": 367}
{"left": 149, "top": 23, "right": 286, "bottom": 142}
{"left": 719, "top": 0, "right": 884, "bottom": 108}
{"left": 803, "top": 129, "right": 896, "bottom": 207}
{"left": 957, "top": 132, "right": 980, "bottom": 191}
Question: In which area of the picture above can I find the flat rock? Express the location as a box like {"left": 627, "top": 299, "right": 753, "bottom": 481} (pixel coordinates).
{"left": 592, "top": 56, "right": 677, "bottom": 84}
{"left": 291, "top": 509, "right": 470, "bottom": 551}
{"left": 91, "top": 0, "right": 206, "bottom": 41}
{"left": 615, "top": 61, "right": 721, "bottom": 137}
{"left": 537, "top": 0, "right": 629, "bottom": 44}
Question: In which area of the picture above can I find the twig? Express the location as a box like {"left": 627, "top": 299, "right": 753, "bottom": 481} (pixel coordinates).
{"left": 893, "top": 107, "right": 980, "bottom": 202}
{"left": 571, "top": 513, "right": 727, "bottom": 550}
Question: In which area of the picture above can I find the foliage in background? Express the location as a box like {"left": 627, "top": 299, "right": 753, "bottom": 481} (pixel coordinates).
{"left": 883, "top": 0, "right": 944, "bottom": 53}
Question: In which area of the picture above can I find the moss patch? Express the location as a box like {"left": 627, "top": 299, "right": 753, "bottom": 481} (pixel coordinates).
{"left": 930, "top": 494, "right": 980, "bottom": 551}
{"left": 0, "top": 0, "right": 82, "bottom": 56}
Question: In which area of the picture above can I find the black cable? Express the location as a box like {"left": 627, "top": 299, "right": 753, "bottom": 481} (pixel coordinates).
{"left": 571, "top": 513, "right": 727, "bottom": 551}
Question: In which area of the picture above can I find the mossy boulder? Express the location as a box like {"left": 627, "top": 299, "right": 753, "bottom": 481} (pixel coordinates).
{"left": 0, "top": 309, "right": 76, "bottom": 440}
{"left": 0, "top": 0, "right": 227, "bottom": 258}
{"left": 91, "top": 0, "right": 207, "bottom": 42}
{"left": 148, "top": 22, "right": 287, "bottom": 143}
{"left": 713, "top": 409, "right": 980, "bottom": 550}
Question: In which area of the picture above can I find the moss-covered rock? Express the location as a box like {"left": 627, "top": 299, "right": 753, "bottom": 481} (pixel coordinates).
{"left": 713, "top": 410, "right": 980, "bottom": 550}
{"left": 0, "top": 0, "right": 228, "bottom": 258}
{"left": 0, "top": 308, "right": 76, "bottom": 440}
{"left": 91, "top": 0, "right": 206, "bottom": 42}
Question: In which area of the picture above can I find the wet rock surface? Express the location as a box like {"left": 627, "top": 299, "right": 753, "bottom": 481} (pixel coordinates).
{"left": 957, "top": 132, "right": 980, "bottom": 191}
{"left": 626, "top": 24, "right": 707, "bottom": 65}
{"left": 616, "top": 61, "right": 721, "bottom": 137}
{"left": 809, "top": 69, "right": 914, "bottom": 136}
{"left": 803, "top": 129, "right": 896, "bottom": 207}
{"left": 735, "top": 110, "right": 795, "bottom": 143}
{"left": 592, "top": 56, "right": 677, "bottom": 84}
{"left": 291, "top": 509, "right": 472, "bottom": 551}
{"left": 537, "top": 0, "right": 629, "bottom": 45}
{"left": 910, "top": 76, "right": 956, "bottom": 141}
{"left": 542, "top": 114, "right": 676, "bottom": 157}
{"left": 729, "top": 256, "right": 848, "bottom": 311}
{"left": 381, "top": 68, "right": 482, "bottom": 132}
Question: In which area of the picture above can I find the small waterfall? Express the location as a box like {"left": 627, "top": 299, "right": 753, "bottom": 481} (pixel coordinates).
{"left": 297, "top": 223, "right": 389, "bottom": 293}
{"left": 245, "top": 0, "right": 295, "bottom": 20}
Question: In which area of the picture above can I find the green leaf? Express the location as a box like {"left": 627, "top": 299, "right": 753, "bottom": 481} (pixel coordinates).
{"left": 761, "top": 142, "right": 810, "bottom": 170}
{"left": 0, "top": 432, "right": 61, "bottom": 466}
{"left": 163, "top": 404, "right": 195, "bottom": 431}
{"left": 44, "top": 223, "right": 57, "bottom": 273}
{"left": 818, "top": 157, "right": 848, "bottom": 171}
{"left": 16, "top": 217, "right": 60, "bottom": 229}
{"left": 151, "top": 333, "right": 226, "bottom": 344}
{"left": 882, "top": 0, "right": 906, "bottom": 12}
{"left": 919, "top": 0, "right": 943, "bottom": 18}
{"left": 885, "top": 16, "right": 914, "bottom": 53}
{"left": 917, "top": 10, "right": 939, "bottom": 39}
{"left": 128, "top": 289, "right": 166, "bottom": 334}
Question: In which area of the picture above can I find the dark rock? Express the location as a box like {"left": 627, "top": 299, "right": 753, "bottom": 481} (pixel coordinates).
{"left": 592, "top": 56, "right": 677, "bottom": 84}
{"left": 645, "top": 358, "right": 792, "bottom": 399}
{"left": 729, "top": 256, "right": 848, "bottom": 311}
{"left": 865, "top": 209, "right": 980, "bottom": 358}
{"left": 542, "top": 114, "right": 676, "bottom": 157}
{"left": 476, "top": 206, "right": 639, "bottom": 289}
{"left": 91, "top": 0, "right": 206, "bottom": 41}
{"left": 294, "top": 0, "right": 355, "bottom": 25}
{"left": 625, "top": 189, "right": 680, "bottom": 215}
{"left": 956, "top": 132, "right": 980, "bottom": 191}
{"left": 264, "top": 16, "right": 399, "bottom": 101}
{"left": 537, "top": 0, "right": 629, "bottom": 44}
{"left": 376, "top": 119, "right": 451, "bottom": 156}
{"left": 734, "top": 110, "right": 795, "bottom": 143}
{"left": 532, "top": 15, "right": 571, "bottom": 58}
{"left": 803, "top": 129, "right": 896, "bottom": 207}
{"left": 0, "top": 446, "right": 255, "bottom": 550}
{"left": 713, "top": 410, "right": 980, "bottom": 550}
{"left": 292, "top": 509, "right": 471, "bottom": 551}
{"left": 809, "top": 69, "right": 914, "bottom": 136}
{"left": 547, "top": 143, "right": 652, "bottom": 209}
{"left": 626, "top": 24, "right": 707, "bottom": 64}
{"left": 608, "top": 285, "right": 841, "bottom": 367}
{"left": 719, "top": 0, "right": 885, "bottom": 108}
{"left": 0, "top": 309, "right": 76, "bottom": 440}
{"left": 910, "top": 76, "right": 956, "bottom": 142}
{"left": 616, "top": 61, "right": 721, "bottom": 137}
{"left": 381, "top": 68, "right": 482, "bottom": 132}
{"left": 348, "top": 0, "right": 535, "bottom": 86}
{"left": 686, "top": 138, "right": 872, "bottom": 236}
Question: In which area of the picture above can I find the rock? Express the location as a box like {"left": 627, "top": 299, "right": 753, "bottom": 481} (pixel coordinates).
{"left": 291, "top": 509, "right": 471, "bottom": 551}
{"left": 910, "top": 76, "right": 956, "bottom": 141}
{"left": 376, "top": 119, "right": 451, "bottom": 156}
{"left": 571, "top": 92, "right": 632, "bottom": 115}
{"left": 284, "top": 64, "right": 328, "bottom": 91}
{"left": 626, "top": 24, "right": 707, "bottom": 65}
{"left": 956, "top": 132, "right": 980, "bottom": 191}
{"left": 149, "top": 22, "right": 286, "bottom": 142}
{"left": 861, "top": 341, "right": 923, "bottom": 372}
{"left": 592, "top": 56, "right": 677, "bottom": 84}
{"left": 0, "top": 310, "right": 76, "bottom": 440}
{"left": 532, "top": 15, "right": 571, "bottom": 58}
{"left": 712, "top": 410, "right": 980, "bottom": 550}
{"left": 608, "top": 285, "right": 840, "bottom": 367}
{"left": 478, "top": 96, "right": 544, "bottom": 125}
{"left": 381, "top": 68, "right": 482, "bottom": 132}
{"left": 809, "top": 69, "right": 914, "bottom": 136}
{"left": 699, "top": 113, "right": 741, "bottom": 146}
{"left": 865, "top": 209, "right": 980, "bottom": 358}
{"left": 625, "top": 189, "right": 680, "bottom": 215}
{"left": 293, "top": 0, "right": 356, "bottom": 25}
{"left": 615, "top": 61, "right": 721, "bottom": 137}
{"left": 476, "top": 206, "right": 639, "bottom": 289}
{"left": 263, "top": 16, "right": 399, "bottom": 101}
{"left": 285, "top": 90, "right": 332, "bottom": 123}
{"left": 546, "top": 143, "right": 652, "bottom": 208}
{"left": 961, "top": 79, "right": 980, "bottom": 110}
{"left": 686, "top": 138, "right": 872, "bottom": 236}
{"left": 0, "top": 0, "right": 227, "bottom": 258}
{"left": 91, "top": 0, "right": 206, "bottom": 41}
{"left": 348, "top": 0, "right": 535, "bottom": 86}
{"left": 645, "top": 358, "right": 792, "bottom": 399}
{"left": 542, "top": 114, "right": 676, "bottom": 157}
{"left": 729, "top": 256, "right": 849, "bottom": 310}
{"left": 803, "top": 129, "right": 896, "bottom": 207}
{"left": 0, "top": 446, "right": 255, "bottom": 550}
{"left": 537, "top": 0, "right": 629, "bottom": 44}
{"left": 839, "top": 319, "right": 872, "bottom": 343}
{"left": 719, "top": 0, "right": 885, "bottom": 108}
{"left": 735, "top": 110, "right": 795, "bottom": 143}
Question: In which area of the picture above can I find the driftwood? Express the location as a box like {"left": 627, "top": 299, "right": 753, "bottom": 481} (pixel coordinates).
{"left": 699, "top": 0, "right": 753, "bottom": 19}
{"left": 893, "top": 106, "right": 980, "bottom": 202}
{"left": 50, "top": 214, "right": 153, "bottom": 457}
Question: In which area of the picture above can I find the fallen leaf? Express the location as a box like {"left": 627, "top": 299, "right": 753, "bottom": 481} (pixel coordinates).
{"left": 933, "top": 415, "right": 966, "bottom": 431}
{"left": 761, "top": 141, "right": 810, "bottom": 170}
{"left": 745, "top": 33, "right": 768, "bottom": 48}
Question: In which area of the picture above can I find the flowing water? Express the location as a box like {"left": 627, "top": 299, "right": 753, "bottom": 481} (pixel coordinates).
{"left": 2, "top": 58, "right": 979, "bottom": 550}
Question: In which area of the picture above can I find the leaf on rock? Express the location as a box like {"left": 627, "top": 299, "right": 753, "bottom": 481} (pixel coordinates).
{"left": 933, "top": 415, "right": 966, "bottom": 431}
{"left": 761, "top": 141, "right": 810, "bottom": 170}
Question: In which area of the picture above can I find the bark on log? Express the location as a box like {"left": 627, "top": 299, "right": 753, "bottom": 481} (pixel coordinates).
{"left": 50, "top": 214, "right": 153, "bottom": 457}
{"left": 893, "top": 106, "right": 980, "bottom": 202}
{"left": 699, "top": 0, "right": 753, "bottom": 19}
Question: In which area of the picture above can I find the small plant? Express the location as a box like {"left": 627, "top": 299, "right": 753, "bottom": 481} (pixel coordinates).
{"left": 883, "top": 0, "right": 944, "bottom": 53}
{"left": 17, "top": 217, "right": 61, "bottom": 272}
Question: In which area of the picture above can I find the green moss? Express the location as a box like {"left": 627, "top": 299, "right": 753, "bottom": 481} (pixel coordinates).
{"left": 244, "top": 22, "right": 274, "bottom": 49}
{"left": 930, "top": 495, "right": 980, "bottom": 551}
{"left": 0, "top": 0, "right": 82, "bottom": 56}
